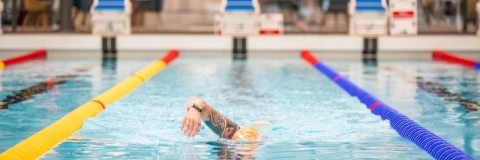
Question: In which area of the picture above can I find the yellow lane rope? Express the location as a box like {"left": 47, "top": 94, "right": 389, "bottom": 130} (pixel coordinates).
{"left": 0, "top": 50, "right": 178, "bottom": 160}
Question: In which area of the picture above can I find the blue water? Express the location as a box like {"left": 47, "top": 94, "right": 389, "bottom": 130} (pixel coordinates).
{"left": 42, "top": 57, "right": 427, "bottom": 159}
{"left": 1, "top": 56, "right": 479, "bottom": 159}
{"left": 326, "top": 59, "right": 480, "bottom": 159}
{"left": 0, "top": 57, "right": 156, "bottom": 154}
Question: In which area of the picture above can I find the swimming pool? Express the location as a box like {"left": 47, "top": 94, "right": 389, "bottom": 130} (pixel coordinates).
{"left": 1, "top": 53, "right": 479, "bottom": 159}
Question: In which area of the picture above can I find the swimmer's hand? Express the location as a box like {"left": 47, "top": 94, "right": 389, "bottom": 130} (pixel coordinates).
{"left": 181, "top": 108, "right": 202, "bottom": 138}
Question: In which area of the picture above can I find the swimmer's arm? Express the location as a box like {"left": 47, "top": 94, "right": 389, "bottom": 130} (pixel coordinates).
{"left": 202, "top": 105, "right": 240, "bottom": 139}
{"left": 183, "top": 96, "right": 240, "bottom": 139}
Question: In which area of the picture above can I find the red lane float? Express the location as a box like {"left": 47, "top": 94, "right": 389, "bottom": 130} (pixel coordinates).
{"left": 301, "top": 50, "right": 319, "bottom": 66}
{"left": 161, "top": 49, "right": 179, "bottom": 64}
{"left": 432, "top": 50, "right": 479, "bottom": 69}
{"left": 1, "top": 49, "right": 47, "bottom": 68}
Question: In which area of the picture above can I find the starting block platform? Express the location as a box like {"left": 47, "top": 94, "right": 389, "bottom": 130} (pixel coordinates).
{"left": 215, "top": 0, "right": 283, "bottom": 36}
{"left": 91, "top": 0, "right": 132, "bottom": 36}
{"left": 389, "top": 0, "right": 417, "bottom": 35}
{"left": 215, "top": 13, "right": 283, "bottom": 36}
{"left": 349, "top": 0, "right": 389, "bottom": 36}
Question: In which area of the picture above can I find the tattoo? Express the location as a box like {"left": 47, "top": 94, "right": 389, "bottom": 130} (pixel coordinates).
{"left": 204, "top": 108, "right": 240, "bottom": 139}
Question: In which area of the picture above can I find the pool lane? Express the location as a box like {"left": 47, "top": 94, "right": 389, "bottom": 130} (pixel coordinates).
{"left": 1, "top": 50, "right": 178, "bottom": 160}
{"left": 0, "top": 56, "right": 168, "bottom": 155}
{"left": 302, "top": 51, "right": 474, "bottom": 160}
{"left": 0, "top": 53, "right": 480, "bottom": 159}
{"left": 324, "top": 58, "right": 480, "bottom": 159}
{"left": 43, "top": 57, "right": 431, "bottom": 159}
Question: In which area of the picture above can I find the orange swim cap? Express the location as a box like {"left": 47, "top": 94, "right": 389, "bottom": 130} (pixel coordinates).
{"left": 231, "top": 126, "right": 261, "bottom": 141}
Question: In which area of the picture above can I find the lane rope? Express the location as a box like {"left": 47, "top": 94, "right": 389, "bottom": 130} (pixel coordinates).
{"left": 301, "top": 50, "right": 474, "bottom": 160}
{"left": 432, "top": 50, "right": 480, "bottom": 70}
{"left": 0, "top": 49, "right": 47, "bottom": 68}
{"left": 0, "top": 49, "right": 179, "bottom": 160}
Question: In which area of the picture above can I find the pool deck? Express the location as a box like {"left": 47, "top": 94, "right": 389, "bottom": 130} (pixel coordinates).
{"left": 0, "top": 34, "right": 479, "bottom": 53}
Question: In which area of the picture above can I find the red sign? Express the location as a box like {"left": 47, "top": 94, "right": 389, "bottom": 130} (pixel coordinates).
{"left": 259, "top": 30, "right": 280, "bottom": 35}
{"left": 393, "top": 11, "right": 414, "bottom": 19}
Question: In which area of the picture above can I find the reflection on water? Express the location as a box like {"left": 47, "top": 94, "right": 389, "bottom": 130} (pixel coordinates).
{"left": 102, "top": 58, "right": 117, "bottom": 72}
{"left": 207, "top": 141, "right": 261, "bottom": 160}
{"left": 222, "top": 60, "right": 256, "bottom": 106}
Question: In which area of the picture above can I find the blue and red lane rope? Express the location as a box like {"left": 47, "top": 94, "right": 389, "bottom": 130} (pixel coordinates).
{"left": 432, "top": 50, "right": 480, "bottom": 70}
{"left": 301, "top": 50, "right": 474, "bottom": 160}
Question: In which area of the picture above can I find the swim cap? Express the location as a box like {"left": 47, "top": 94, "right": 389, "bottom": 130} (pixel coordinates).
{"left": 231, "top": 126, "right": 261, "bottom": 141}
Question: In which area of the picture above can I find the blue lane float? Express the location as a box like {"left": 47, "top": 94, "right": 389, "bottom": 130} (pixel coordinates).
{"left": 301, "top": 50, "right": 474, "bottom": 160}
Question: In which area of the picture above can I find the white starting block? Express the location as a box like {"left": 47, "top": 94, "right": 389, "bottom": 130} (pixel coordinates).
{"left": 215, "top": 13, "right": 258, "bottom": 36}
{"left": 215, "top": 0, "right": 260, "bottom": 36}
{"left": 349, "top": 0, "right": 388, "bottom": 36}
{"left": 91, "top": 0, "right": 132, "bottom": 36}
{"left": 258, "top": 13, "right": 283, "bottom": 35}
{"left": 0, "top": 1, "right": 3, "bottom": 35}
{"left": 389, "top": 0, "right": 417, "bottom": 35}
{"left": 215, "top": 0, "right": 283, "bottom": 36}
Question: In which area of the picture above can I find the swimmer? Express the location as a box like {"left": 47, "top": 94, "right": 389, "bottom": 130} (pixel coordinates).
{"left": 181, "top": 96, "right": 261, "bottom": 141}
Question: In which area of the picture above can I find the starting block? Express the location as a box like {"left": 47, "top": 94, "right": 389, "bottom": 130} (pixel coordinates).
{"left": 349, "top": 0, "right": 389, "bottom": 36}
{"left": 389, "top": 0, "right": 417, "bottom": 35}
{"left": 91, "top": 0, "right": 132, "bottom": 36}
{"left": 215, "top": 0, "right": 260, "bottom": 36}
{"left": 215, "top": 13, "right": 258, "bottom": 36}
{"left": 258, "top": 13, "right": 283, "bottom": 35}
{"left": 215, "top": 0, "right": 283, "bottom": 59}
{"left": 215, "top": 0, "right": 283, "bottom": 36}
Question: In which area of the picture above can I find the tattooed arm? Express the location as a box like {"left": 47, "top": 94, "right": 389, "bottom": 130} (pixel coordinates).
{"left": 181, "top": 96, "right": 240, "bottom": 139}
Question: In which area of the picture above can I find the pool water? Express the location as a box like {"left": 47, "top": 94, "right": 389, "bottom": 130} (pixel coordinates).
{"left": 1, "top": 55, "right": 479, "bottom": 159}
{"left": 327, "top": 59, "right": 480, "bottom": 159}
{"left": 0, "top": 57, "right": 157, "bottom": 154}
